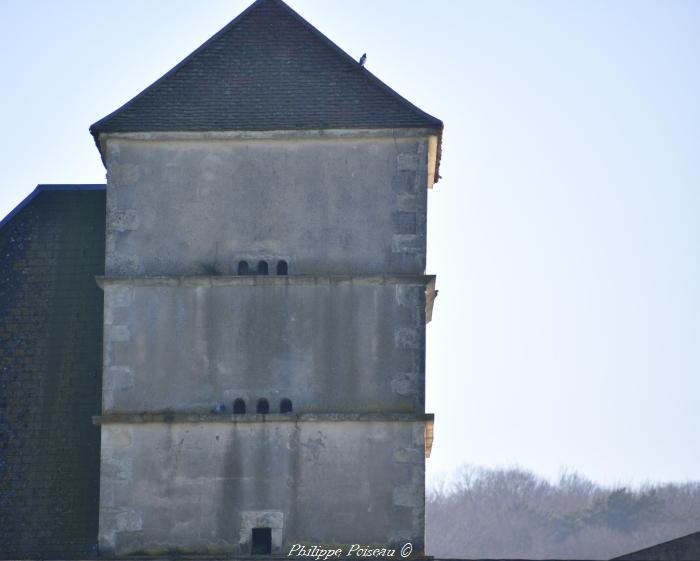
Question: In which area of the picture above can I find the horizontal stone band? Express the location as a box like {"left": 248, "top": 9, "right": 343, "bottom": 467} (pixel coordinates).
{"left": 96, "top": 274, "right": 436, "bottom": 289}
{"left": 94, "top": 412, "right": 435, "bottom": 425}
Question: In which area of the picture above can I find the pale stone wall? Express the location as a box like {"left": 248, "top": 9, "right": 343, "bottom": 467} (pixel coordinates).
{"left": 98, "top": 419, "right": 426, "bottom": 556}
{"left": 98, "top": 130, "right": 434, "bottom": 555}
{"left": 100, "top": 277, "right": 427, "bottom": 415}
{"left": 102, "top": 131, "right": 429, "bottom": 276}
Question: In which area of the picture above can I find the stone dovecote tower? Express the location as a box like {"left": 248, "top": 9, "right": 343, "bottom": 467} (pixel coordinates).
{"left": 90, "top": 0, "right": 442, "bottom": 556}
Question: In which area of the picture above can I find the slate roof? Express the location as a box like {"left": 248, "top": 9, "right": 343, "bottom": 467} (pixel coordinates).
{"left": 90, "top": 0, "right": 443, "bottom": 159}
{"left": 610, "top": 530, "right": 700, "bottom": 561}
{"left": 0, "top": 185, "right": 105, "bottom": 558}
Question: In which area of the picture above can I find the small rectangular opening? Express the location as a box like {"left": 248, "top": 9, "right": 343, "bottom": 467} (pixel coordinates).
{"left": 251, "top": 527, "right": 272, "bottom": 555}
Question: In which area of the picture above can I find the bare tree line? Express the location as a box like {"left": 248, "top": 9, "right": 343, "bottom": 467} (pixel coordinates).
{"left": 426, "top": 465, "right": 700, "bottom": 559}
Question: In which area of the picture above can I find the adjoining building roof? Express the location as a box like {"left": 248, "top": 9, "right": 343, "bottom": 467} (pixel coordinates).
{"left": 90, "top": 0, "right": 443, "bottom": 169}
{"left": 610, "top": 530, "right": 700, "bottom": 561}
{"left": 0, "top": 185, "right": 105, "bottom": 557}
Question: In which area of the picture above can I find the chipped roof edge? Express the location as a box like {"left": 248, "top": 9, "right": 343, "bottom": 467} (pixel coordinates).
{"left": 0, "top": 184, "right": 106, "bottom": 231}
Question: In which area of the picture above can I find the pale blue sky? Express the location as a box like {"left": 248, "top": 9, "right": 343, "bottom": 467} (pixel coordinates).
{"left": 1, "top": 0, "right": 698, "bottom": 486}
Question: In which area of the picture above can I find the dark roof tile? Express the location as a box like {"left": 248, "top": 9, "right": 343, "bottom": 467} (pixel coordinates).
{"left": 0, "top": 185, "right": 105, "bottom": 556}
{"left": 90, "top": 0, "right": 442, "bottom": 138}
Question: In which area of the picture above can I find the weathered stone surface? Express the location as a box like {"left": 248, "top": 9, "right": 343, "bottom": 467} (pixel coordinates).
{"left": 101, "top": 281, "right": 427, "bottom": 415}
{"left": 103, "top": 134, "right": 429, "bottom": 277}
{"left": 99, "top": 421, "right": 425, "bottom": 556}
{"left": 97, "top": 66, "right": 434, "bottom": 561}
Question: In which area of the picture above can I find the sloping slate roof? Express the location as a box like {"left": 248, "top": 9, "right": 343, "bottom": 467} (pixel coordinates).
{"left": 90, "top": 0, "right": 442, "bottom": 138}
{"left": 0, "top": 185, "right": 105, "bottom": 558}
{"left": 610, "top": 530, "right": 700, "bottom": 561}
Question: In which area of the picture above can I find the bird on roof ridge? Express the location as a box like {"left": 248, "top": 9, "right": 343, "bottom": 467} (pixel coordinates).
{"left": 359, "top": 53, "right": 367, "bottom": 66}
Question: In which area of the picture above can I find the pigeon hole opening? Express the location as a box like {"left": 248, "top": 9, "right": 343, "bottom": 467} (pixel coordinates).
{"left": 276, "top": 260, "right": 288, "bottom": 275}
{"left": 257, "top": 260, "right": 269, "bottom": 275}
{"left": 256, "top": 398, "right": 269, "bottom": 414}
{"left": 238, "top": 261, "right": 250, "bottom": 275}
{"left": 233, "top": 399, "right": 246, "bottom": 414}
{"left": 251, "top": 527, "right": 272, "bottom": 555}
{"left": 280, "top": 398, "right": 293, "bottom": 413}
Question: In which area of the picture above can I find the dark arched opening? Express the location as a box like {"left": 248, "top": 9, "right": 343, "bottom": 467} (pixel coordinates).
{"left": 280, "top": 398, "right": 293, "bottom": 413}
{"left": 256, "top": 398, "right": 269, "bottom": 414}
{"left": 276, "top": 260, "right": 288, "bottom": 275}
{"left": 238, "top": 261, "right": 250, "bottom": 275}
{"left": 233, "top": 398, "right": 246, "bottom": 414}
{"left": 252, "top": 528, "right": 272, "bottom": 555}
{"left": 257, "top": 260, "right": 269, "bottom": 275}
